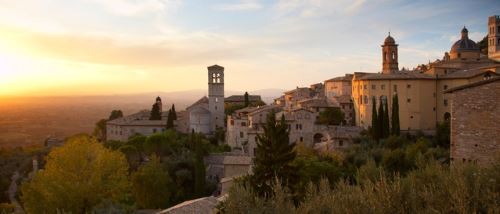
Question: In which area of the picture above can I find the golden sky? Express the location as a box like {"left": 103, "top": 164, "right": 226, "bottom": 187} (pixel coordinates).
{"left": 0, "top": 0, "right": 496, "bottom": 97}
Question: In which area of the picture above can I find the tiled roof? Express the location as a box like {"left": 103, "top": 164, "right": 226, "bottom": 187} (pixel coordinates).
{"left": 247, "top": 105, "right": 282, "bottom": 116}
{"left": 335, "top": 95, "right": 353, "bottom": 103}
{"left": 439, "top": 69, "right": 498, "bottom": 79}
{"left": 158, "top": 196, "right": 218, "bottom": 214}
{"left": 445, "top": 76, "right": 500, "bottom": 93}
{"left": 298, "top": 97, "right": 339, "bottom": 108}
{"left": 204, "top": 155, "right": 252, "bottom": 165}
{"left": 107, "top": 110, "right": 167, "bottom": 126}
{"left": 225, "top": 95, "right": 262, "bottom": 102}
{"left": 325, "top": 74, "right": 353, "bottom": 82}
{"left": 187, "top": 96, "right": 209, "bottom": 110}
{"left": 356, "top": 71, "right": 435, "bottom": 80}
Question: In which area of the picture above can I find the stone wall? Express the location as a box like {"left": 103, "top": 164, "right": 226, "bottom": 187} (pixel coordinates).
{"left": 450, "top": 80, "right": 500, "bottom": 165}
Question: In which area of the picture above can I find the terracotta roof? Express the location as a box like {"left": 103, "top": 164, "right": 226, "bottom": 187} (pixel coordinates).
{"left": 158, "top": 197, "right": 218, "bottom": 214}
{"left": 107, "top": 110, "right": 167, "bottom": 126}
{"left": 284, "top": 87, "right": 310, "bottom": 94}
{"left": 439, "top": 69, "right": 498, "bottom": 79}
{"left": 298, "top": 97, "right": 339, "bottom": 108}
{"left": 247, "top": 105, "right": 282, "bottom": 116}
{"left": 335, "top": 95, "right": 353, "bottom": 103}
{"left": 325, "top": 74, "right": 353, "bottom": 82}
{"left": 445, "top": 77, "right": 500, "bottom": 93}
{"left": 186, "top": 96, "right": 209, "bottom": 110}
{"left": 356, "top": 71, "right": 435, "bottom": 80}
{"left": 225, "top": 95, "right": 261, "bottom": 102}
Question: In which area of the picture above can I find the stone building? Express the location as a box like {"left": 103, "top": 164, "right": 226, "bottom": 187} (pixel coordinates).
{"left": 445, "top": 77, "right": 500, "bottom": 165}
{"left": 106, "top": 110, "right": 169, "bottom": 141}
{"left": 352, "top": 18, "right": 500, "bottom": 133}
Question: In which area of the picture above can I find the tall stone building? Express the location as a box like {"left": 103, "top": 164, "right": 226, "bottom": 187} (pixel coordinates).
{"left": 445, "top": 77, "right": 500, "bottom": 165}
{"left": 488, "top": 15, "right": 500, "bottom": 61}
{"left": 352, "top": 17, "right": 500, "bottom": 133}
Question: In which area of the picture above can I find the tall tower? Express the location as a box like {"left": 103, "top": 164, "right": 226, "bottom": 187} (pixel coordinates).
{"left": 208, "top": 64, "right": 225, "bottom": 133}
{"left": 382, "top": 33, "right": 399, "bottom": 74}
{"left": 488, "top": 15, "right": 500, "bottom": 61}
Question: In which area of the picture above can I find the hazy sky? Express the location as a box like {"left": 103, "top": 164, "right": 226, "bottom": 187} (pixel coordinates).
{"left": 0, "top": 0, "right": 498, "bottom": 96}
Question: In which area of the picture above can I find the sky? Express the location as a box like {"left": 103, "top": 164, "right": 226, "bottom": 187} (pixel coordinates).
{"left": 0, "top": 0, "right": 499, "bottom": 97}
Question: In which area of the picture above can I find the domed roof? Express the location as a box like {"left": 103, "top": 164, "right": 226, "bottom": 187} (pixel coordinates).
{"left": 384, "top": 34, "right": 395, "bottom": 44}
{"left": 450, "top": 27, "right": 479, "bottom": 53}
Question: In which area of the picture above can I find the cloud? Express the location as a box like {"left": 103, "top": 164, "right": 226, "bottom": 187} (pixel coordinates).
{"left": 86, "top": 0, "right": 181, "bottom": 16}
{"left": 213, "top": 0, "right": 263, "bottom": 11}
{"left": 273, "top": 0, "right": 367, "bottom": 18}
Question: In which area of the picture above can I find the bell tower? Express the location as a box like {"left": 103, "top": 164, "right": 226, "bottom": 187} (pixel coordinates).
{"left": 208, "top": 64, "right": 225, "bottom": 133}
{"left": 488, "top": 15, "right": 500, "bottom": 61}
{"left": 382, "top": 33, "right": 399, "bottom": 74}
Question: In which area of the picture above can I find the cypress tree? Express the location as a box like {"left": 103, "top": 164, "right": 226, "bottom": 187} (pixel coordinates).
{"left": 193, "top": 133, "right": 206, "bottom": 197}
{"left": 371, "top": 96, "right": 379, "bottom": 140}
{"left": 383, "top": 99, "right": 390, "bottom": 138}
{"left": 244, "top": 92, "right": 250, "bottom": 107}
{"left": 171, "top": 104, "right": 177, "bottom": 120}
{"left": 378, "top": 98, "right": 385, "bottom": 139}
{"left": 391, "top": 94, "right": 400, "bottom": 136}
{"left": 250, "top": 111, "right": 297, "bottom": 198}
{"left": 149, "top": 103, "right": 161, "bottom": 120}
{"left": 166, "top": 109, "right": 174, "bottom": 129}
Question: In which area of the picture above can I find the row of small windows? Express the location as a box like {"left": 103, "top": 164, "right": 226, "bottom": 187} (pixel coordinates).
{"left": 488, "top": 38, "right": 500, "bottom": 46}
{"left": 357, "top": 84, "right": 409, "bottom": 91}
{"left": 489, "top": 26, "right": 500, "bottom": 34}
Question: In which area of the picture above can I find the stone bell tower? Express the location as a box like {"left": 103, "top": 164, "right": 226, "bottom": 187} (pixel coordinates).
{"left": 208, "top": 64, "right": 225, "bottom": 133}
{"left": 382, "top": 33, "right": 399, "bottom": 74}
{"left": 488, "top": 15, "right": 500, "bottom": 61}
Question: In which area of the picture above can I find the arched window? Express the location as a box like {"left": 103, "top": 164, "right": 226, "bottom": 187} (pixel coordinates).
{"left": 444, "top": 112, "right": 451, "bottom": 121}
{"left": 383, "top": 51, "right": 387, "bottom": 62}
{"left": 392, "top": 52, "right": 396, "bottom": 60}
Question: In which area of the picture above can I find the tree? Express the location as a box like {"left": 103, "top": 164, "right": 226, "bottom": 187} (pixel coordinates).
{"left": 109, "top": 110, "right": 124, "bottom": 120}
{"left": 244, "top": 92, "right": 250, "bottom": 107}
{"left": 382, "top": 99, "right": 390, "bottom": 138}
{"left": 150, "top": 103, "right": 162, "bottom": 120}
{"left": 171, "top": 104, "right": 177, "bottom": 120}
{"left": 371, "top": 96, "right": 379, "bottom": 140}
{"left": 21, "top": 135, "right": 130, "bottom": 214}
{"left": 132, "top": 155, "right": 173, "bottom": 209}
{"left": 93, "top": 119, "right": 108, "bottom": 142}
{"left": 193, "top": 133, "right": 206, "bottom": 197}
{"left": 317, "top": 107, "right": 344, "bottom": 125}
{"left": 391, "top": 94, "right": 400, "bottom": 136}
{"left": 377, "top": 98, "right": 385, "bottom": 139}
{"left": 166, "top": 109, "right": 175, "bottom": 129}
{"left": 250, "top": 111, "right": 297, "bottom": 198}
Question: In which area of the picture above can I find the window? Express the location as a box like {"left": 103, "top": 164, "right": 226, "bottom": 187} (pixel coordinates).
{"left": 407, "top": 84, "right": 411, "bottom": 89}
{"left": 296, "top": 124, "right": 299, "bottom": 130}
{"left": 407, "top": 98, "right": 411, "bottom": 103}
{"left": 215, "top": 97, "right": 218, "bottom": 103}
{"left": 241, "top": 122, "right": 246, "bottom": 126}
{"left": 372, "top": 85, "right": 376, "bottom": 90}
{"left": 364, "top": 95, "right": 368, "bottom": 104}
{"left": 339, "top": 140, "right": 344, "bottom": 147}
{"left": 444, "top": 99, "right": 448, "bottom": 106}
{"left": 393, "top": 85, "right": 397, "bottom": 92}
{"left": 443, "top": 85, "right": 448, "bottom": 90}
{"left": 363, "top": 85, "right": 367, "bottom": 90}
{"left": 300, "top": 137, "right": 304, "bottom": 142}
{"left": 484, "top": 73, "right": 492, "bottom": 80}
{"left": 240, "top": 132, "right": 244, "bottom": 138}
{"left": 381, "top": 84, "right": 386, "bottom": 90}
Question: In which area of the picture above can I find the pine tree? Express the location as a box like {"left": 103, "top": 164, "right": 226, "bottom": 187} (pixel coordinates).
{"left": 371, "top": 96, "right": 379, "bottom": 140}
{"left": 244, "top": 92, "right": 250, "bottom": 107}
{"left": 150, "top": 103, "right": 162, "bottom": 120}
{"left": 383, "top": 99, "right": 390, "bottom": 138}
{"left": 378, "top": 98, "right": 385, "bottom": 139}
{"left": 171, "top": 104, "right": 177, "bottom": 120}
{"left": 166, "top": 109, "right": 174, "bottom": 129}
{"left": 250, "top": 111, "right": 297, "bottom": 198}
{"left": 391, "top": 94, "right": 400, "bottom": 136}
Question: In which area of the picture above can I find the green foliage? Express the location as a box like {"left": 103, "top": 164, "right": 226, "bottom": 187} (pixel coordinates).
{"left": 244, "top": 92, "right": 250, "bottom": 107}
{"left": 382, "top": 100, "right": 390, "bottom": 138}
{"left": 377, "top": 99, "right": 385, "bottom": 139}
{"left": 171, "top": 104, "right": 177, "bottom": 120}
{"left": 20, "top": 135, "right": 130, "bottom": 214}
{"left": 478, "top": 36, "right": 488, "bottom": 55}
{"left": 371, "top": 96, "right": 379, "bottom": 140}
{"left": 150, "top": 103, "right": 162, "bottom": 120}
{"left": 193, "top": 133, "right": 206, "bottom": 197}
{"left": 132, "top": 155, "right": 172, "bottom": 209}
{"left": 391, "top": 94, "right": 400, "bottom": 136}
{"left": 109, "top": 110, "right": 124, "bottom": 120}
{"left": 250, "top": 112, "right": 297, "bottom": 198}
{"left": 317, "top": 107, "right": 345, "bottom": 125}
{"left": 435, "top": 121, "right": 450, "bottom": 148}
{"left": 223, "top": 160, "right": 500, "bottom": 213}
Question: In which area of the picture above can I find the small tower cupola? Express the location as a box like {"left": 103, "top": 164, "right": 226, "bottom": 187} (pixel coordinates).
{"left": 461, "top": 26, "right": 469, "bottom": 39}
{"left": 381, "top": 32, "right": 399, "bottom": 74}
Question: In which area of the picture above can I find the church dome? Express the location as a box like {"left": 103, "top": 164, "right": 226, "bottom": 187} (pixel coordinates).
{"left": 450, "top": 27, "right": 479, "bottom": 54}
{"left": 384, "top": 35, "right": 395, "bottom": 44}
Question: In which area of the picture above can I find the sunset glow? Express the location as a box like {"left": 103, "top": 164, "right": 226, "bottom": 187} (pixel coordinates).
{"left": 0, "top": 0, "right": 498, "bottom": 96}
